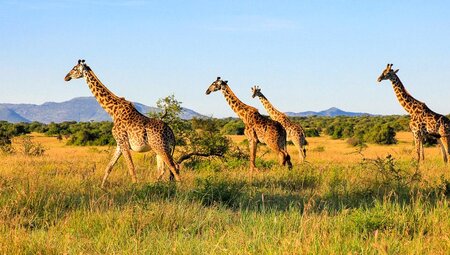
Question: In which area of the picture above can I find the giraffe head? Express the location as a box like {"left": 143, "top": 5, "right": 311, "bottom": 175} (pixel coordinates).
{"left": 377, "top": 63, "right": 399, "bottom": 83}
{"left": 205, "top": 77, "right": 228, "bottom": 95}
{"left": 251, "top": 85, "right": 263, "bottom": 98}
{"left": 64, "top": 59, "right": 90, "bottom": 81}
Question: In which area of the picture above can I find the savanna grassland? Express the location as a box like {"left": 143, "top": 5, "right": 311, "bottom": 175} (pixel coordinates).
{"left": 1, "top": 132, "right": 450, "bottom": 254}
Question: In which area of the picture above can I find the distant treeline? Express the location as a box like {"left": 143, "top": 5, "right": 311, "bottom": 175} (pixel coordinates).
{"left": 0, "top": 115, "right": 439, "bottom": 147}
{"left": 294, "top": 115, "right": 410, "bottom": 145}
{"left": 0, "top": 121, "right": 116, "bottom": 146}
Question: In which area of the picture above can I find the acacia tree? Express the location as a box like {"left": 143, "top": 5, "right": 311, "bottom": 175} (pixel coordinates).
{"left": 149, "top": 94, "right": 191, "bottom": 146}
{"left": 150, "top": 95, "right": 230, "bottom": 164}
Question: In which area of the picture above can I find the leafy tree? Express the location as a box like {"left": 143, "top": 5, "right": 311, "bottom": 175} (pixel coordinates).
{"left": 149, "top": 94, "right": 191, "bottom": 146}
{"left": 220, "top": 119, "right": 245, "bottom": 135}
{"left": 150, "top": 94, "right": 183, "bottom": 125}
{"left": 304, "top": 128, "right": 320, "bottom": 137}
{"left": 0, "top": 121, "right": 30, "bottom": 146}
{"left": 364, "top": 124, "right": 397, "bottom": 145}
{"left": 150, "top": 95, "right": 230, "bottom": 163}
{"left": 66, "top": 122, "right": 115, "bottom": 146}
{"left": 27, "top": 121, "right": 48, "bottom": 133}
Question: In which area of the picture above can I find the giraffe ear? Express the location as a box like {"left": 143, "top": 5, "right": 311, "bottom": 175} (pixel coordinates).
{"left": 394, "top": 69, "right": 399, "bottom": 73}
{"left": 224, "top": 80, "right": 228, "bottom": 84}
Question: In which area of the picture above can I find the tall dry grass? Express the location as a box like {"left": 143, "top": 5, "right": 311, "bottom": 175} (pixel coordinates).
{"left": 0, "top": 133, "right": 449, "bottom": 254}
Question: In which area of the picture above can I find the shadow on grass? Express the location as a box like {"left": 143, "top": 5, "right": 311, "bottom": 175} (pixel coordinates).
{"left": 1, "top": 181, "right": 179, "bottom": 230}
{"left": 249, "top": 173, "right": 320, "bottom": 192}
{"left": 185, "top": 176, "right": 449, "bottom": 214}
{"left": 111, "top": 181, "right": 178, "bottom": 205}
{"left": 249, "top": 182, "right": 448, "bottom": 214}
{"left": 3, "top": 174, "right": 450, "bottom": 231}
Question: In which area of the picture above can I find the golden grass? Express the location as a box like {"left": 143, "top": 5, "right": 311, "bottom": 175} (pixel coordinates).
{"left": 0, "top": 132, "right": 449, "bottom": 254}
{"left": 229, "top": 132, "right": 445, "bottom": 165}
{"left": 6, "top": 132, "right": 448, "bottom": 188}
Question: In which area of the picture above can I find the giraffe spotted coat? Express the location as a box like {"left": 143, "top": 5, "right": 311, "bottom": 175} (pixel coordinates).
{"left": 65, "top": 60, "right": 180, "bottom": 187}
{"left": 378, "top": 63, "right": 450, "bottom": 163}
{"left": 252, "top": 86, "right": 307, "bottom": 162}
{"left": 206, "top": 77, "right": 292, "bottom": 172}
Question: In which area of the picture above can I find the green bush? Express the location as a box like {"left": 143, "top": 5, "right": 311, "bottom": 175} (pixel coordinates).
{"left": 364, "top": 124, "right": 397, "bottom": 145}
{"left": 17, "top": 136, "right": 46, "bottom": 156}
{"left": 66, "top": 122, "right": 115, "bottom": 146}
{"left": 0, "top": 121, "right": 31, "bottom": 154}
{"left": 220, "top": 119, "right": 245, "bottom": 135}
{"left": 0, "top": 115, "right": 418, "bottom": 147}
{"left": 151, "top": 95, "right": 231, "bottom": 164}
{"left": 304, "top": 128, "right": 320, "bottom": 137}
{"left": 347, "top": 137, "right": 365, "bottom": 147}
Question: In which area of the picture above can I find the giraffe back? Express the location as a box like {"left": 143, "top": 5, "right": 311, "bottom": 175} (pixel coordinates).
{"left": 248, "top": 112, "right": 287, "bottom": 147}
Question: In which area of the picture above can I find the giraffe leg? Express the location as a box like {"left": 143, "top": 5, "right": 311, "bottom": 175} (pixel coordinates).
{"left": 249, "top": 139, "right": 260, "bottom": 172}
{"left": 445, "top": 136, "right": 450, "bottom": 164}
{"left": 157, "top": 151, "right": 180, "bottom": 182}
{"left": 275, "top": 149, "right": 292, "bottom": 169}
{"left": 101, "top": 146, "right": 122, "bottom": 188}
{"left": 283, "top": 150, "right": 293, "bottom": 169}
{"left": 265, "top": 139, "right": 293, "bottom": 170}
{"left": 121, "top": 146, "right": 137, "bottom": 184}
{"left": 156, "top": 154, "right": 166, "bottom": 181}
{"left": 276, "top": 150, "right": 285, "bottom": 166}
{"left": 412, "top": 132, "right": 422, "bottom": 162}
{"left": 292, "top": 138, "right": 306, "bottom": 163}
{"left": 439, "top": 136, "right": 450, "bottom": 164}
{"left": 420, "top": 139, "right": 425, "bottom": 161}
{"left": 300, "top": 135, "right": 307, "bottom": 161}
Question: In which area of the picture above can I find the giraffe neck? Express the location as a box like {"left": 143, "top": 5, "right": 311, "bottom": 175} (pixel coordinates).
{"left": 221, "top": 85, "right": 257, "bottom": 121}
{"left": 257, "top": 93, "right": 286, "bottom": 123}
{"left": 390, "top": 74, "right": 422, "bottom": 115}
{"left": 83, "top": 69, "right": 122, "bottom": 117}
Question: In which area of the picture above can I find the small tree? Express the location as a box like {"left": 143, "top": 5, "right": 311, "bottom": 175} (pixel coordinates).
{"left": 151, "top": 94, "right": 183, "bottom": 124}
{"left": 149, "top": 94, "right": 191, "bottom": 146}
{"left": 0, "top": 131, "right": 14, "bottom": 154}
{"left": 178, "top": 118, "right": 231, "bottom": 163}
{"left": 150, "top": 95, "right": 230, "bottom": 164}
{"left": 0, "top": 121, "right": 30, "bottom": 154}
{"left": 18, "top": 136, "right": 45, "bottom": 156}
{"left": 364, "top": 124, "right": 397, "bottom": 145}
{"left": 220, "top": 119, "right": 245, "bottom": 135}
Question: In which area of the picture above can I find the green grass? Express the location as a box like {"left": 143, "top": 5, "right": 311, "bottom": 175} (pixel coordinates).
{"left": 1, "top": 137, "right": 450, "bottom": 254}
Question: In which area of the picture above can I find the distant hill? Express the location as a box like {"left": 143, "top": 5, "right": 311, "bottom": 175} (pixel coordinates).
{"left": 0, "top": 105, "right": 31, "bottom": 123}
{"left": 0, "top": 99, "right": 374, "bottom": 123}
{"left": 285, "top": 107, "right": 371, "bottom": 117}
{"left": 0, "top": 97, "right": 206, "bottom": 123}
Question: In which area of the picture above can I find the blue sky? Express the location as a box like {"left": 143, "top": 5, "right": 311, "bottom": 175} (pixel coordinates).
{"left": 1, "top": 1, "right": 450, "bottom": 118}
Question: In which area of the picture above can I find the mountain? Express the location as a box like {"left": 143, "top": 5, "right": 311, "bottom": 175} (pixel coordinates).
{"left": 0, "top": 97, "right": 206, "bottom": 123}
{"left": 0, "top": 99, "right": 373, "bottom": 123}
{"left": 285, "top": 107, "right": 371, "bottom": 117}
{"left": 0, "top": 105, "right": 30, "bottom": 123}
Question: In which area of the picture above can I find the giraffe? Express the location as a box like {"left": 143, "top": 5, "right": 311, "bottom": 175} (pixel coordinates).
{"left": 64, "top": 60, "right": 181, "bottom": 187}
{"left": 251, "top": 86, "right": 307, "bottom": 162}
{"left": 377, "top": 63, "right": 450, "bottom": 163}
{"left": 206, "top": 77, "right": 292, "bottom": 172}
